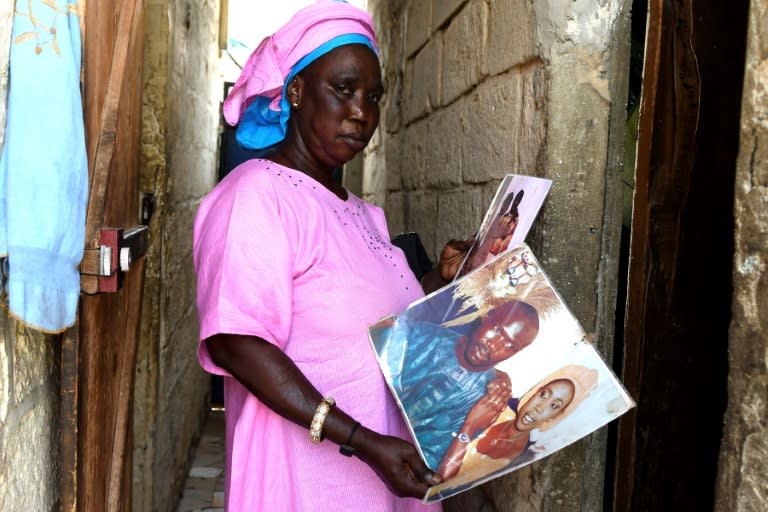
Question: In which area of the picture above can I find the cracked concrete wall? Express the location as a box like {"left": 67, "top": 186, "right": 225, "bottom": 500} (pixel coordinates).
{"left": 0, "top": 7, "right": 60, "bottom": 512}
{"left": 134, "top": 1, "right": 221, "bottom": 510}
{"left": 715, "top": 1, "right": 768, "bottom": 511}
{"left": 365, "top": 0, "right": 630, "bottom": 510}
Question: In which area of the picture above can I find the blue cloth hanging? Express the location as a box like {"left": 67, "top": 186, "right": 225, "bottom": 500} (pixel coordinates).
{"left": 0, "top": 0, "right": 87, "bottom": 332}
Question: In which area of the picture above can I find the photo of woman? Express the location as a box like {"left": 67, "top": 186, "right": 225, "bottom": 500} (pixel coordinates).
{"left": 456, "top": 175, "right": 552, "bottom": 278}
{"left": 423, "top": 362, "right": 606, "bottom": 502}
{"left": 435, "top": 365, "right": 597, "bottom": 481}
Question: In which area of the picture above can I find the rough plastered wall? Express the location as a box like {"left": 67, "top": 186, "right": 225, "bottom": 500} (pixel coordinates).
{"left": 715, "top": 1, "right": 768, "bottom": 511}
{"left": 0, "top": 8, "right": 60, "bottom": 512}
{"left": 0, "top": 321, "right": 59, "bottom": 512}
{"left": 133, "top": 1, "right": 221, "bottom": 510}
{"left": 365, "top": 0, "right": 630, "bottom": 510}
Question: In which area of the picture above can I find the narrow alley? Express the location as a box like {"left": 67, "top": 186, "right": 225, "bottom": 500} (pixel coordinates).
{"left": 175, "top": 411, "right": 226, "bottom": 512}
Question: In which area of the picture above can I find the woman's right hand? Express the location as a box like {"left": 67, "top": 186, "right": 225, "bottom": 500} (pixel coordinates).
{"left": 421, "top": 237, "right": 475, "bottom": 293}
{"left": 437, "top": 237, "right": 475, "bottom": 281}
{"left": 354, "top": 428, "right": 442, "bottom": 499}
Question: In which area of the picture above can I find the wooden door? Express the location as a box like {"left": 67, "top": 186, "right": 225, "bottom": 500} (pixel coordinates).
{"left": 60, "top": 1, "right": 146, "bottom": 511}
{"left": 613, "top": 0, "right": 749, "bottom": 510}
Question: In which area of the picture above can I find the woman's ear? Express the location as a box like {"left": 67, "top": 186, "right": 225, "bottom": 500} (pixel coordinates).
{"left": 287, "top": 76, "right": 303, "bottom": 109}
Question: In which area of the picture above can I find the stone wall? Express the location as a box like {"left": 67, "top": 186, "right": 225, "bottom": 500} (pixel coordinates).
{"left": 0, "top": 7, "right": 60, "bottom": 512}
{"left": 133, "top": 1, "right": 221, "bottom": 510}
{"left": 365, "top": 0, "right": 630, "bottom": 510}
{"left": 715, "top": 1, "right": 768, "bottom": 510}
{"left": 0, "top": 321, "right": 60, "bottom": 512}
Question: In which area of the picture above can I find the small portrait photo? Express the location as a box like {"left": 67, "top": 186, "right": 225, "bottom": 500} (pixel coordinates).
{"left": 458, "top": 174, "right": 552, "bottom": 278}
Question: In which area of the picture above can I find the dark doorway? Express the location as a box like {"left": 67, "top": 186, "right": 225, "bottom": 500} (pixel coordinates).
{"left": 614, "top": 0, "right": 749, "bottom": 510}
{"left": 218, "top": 82, "right": 263, "bottom": 182}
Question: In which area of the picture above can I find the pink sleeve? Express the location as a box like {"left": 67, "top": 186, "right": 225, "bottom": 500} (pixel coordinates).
{"left": 193, "top": 174, "right": 295, "bottom": 376}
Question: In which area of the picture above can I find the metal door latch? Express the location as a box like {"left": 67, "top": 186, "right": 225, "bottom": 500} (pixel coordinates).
{"left": 80, "top": 225, "right": 149, "bottom": 294}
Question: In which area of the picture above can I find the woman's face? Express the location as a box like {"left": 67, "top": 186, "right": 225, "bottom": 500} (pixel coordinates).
{"left": 515, "top": 379, "right": 575, "bottom": 432}
{"left": 292, "top": 44, "right": 383, "bottom": 169}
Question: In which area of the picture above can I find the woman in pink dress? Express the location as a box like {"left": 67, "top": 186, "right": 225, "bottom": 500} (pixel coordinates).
{"left": 193, "top": 1, "right": 468, "bottom": 510}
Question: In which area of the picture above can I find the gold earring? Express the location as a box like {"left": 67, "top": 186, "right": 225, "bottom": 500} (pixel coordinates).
{"left": 292, "top": 102, "right": 299, "bottom": 108}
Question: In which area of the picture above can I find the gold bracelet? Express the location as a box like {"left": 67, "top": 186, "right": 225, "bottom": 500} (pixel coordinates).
{"left": 309, "top": 397, "right": 335, "bottom": 444}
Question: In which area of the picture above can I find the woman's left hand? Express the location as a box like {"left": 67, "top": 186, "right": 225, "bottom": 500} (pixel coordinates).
{"left": 354, "top": 428, "right": 442, "bottom": 499}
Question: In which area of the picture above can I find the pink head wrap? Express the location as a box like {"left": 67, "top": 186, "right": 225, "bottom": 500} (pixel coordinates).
{"left": 223, "top": 0, "right": 378, "bottom": 128}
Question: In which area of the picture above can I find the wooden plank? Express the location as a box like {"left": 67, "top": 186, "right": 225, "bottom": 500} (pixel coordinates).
{"left": 59, "top": 322, "right": 80, "bottom": 512}
{"left": 75, "top": 0, "right": 146, "bottom": 509}
{"left": 83, "top": 0, "right": 140, "bottom": 248}
{"left": 615, "top": 0, "right": 746, "bottom": 509}
{"left": 79, "top": 294, "right": 119, "bottom": 511}
{"left": 82, "top": 0, "right": 117, "bottom": 180}
{"left": 613, "top": 1, "right": 663, "bottom": 509}
{"left": 107, "top": 258, "right": 146, "bottom": 512}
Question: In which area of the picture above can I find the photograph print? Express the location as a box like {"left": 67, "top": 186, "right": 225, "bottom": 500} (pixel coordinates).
{"left": 369, "top": 244, "right": 634, "bottom": 502}
{"left": 455, "top": 174, "right": 552, "bottom": 278}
